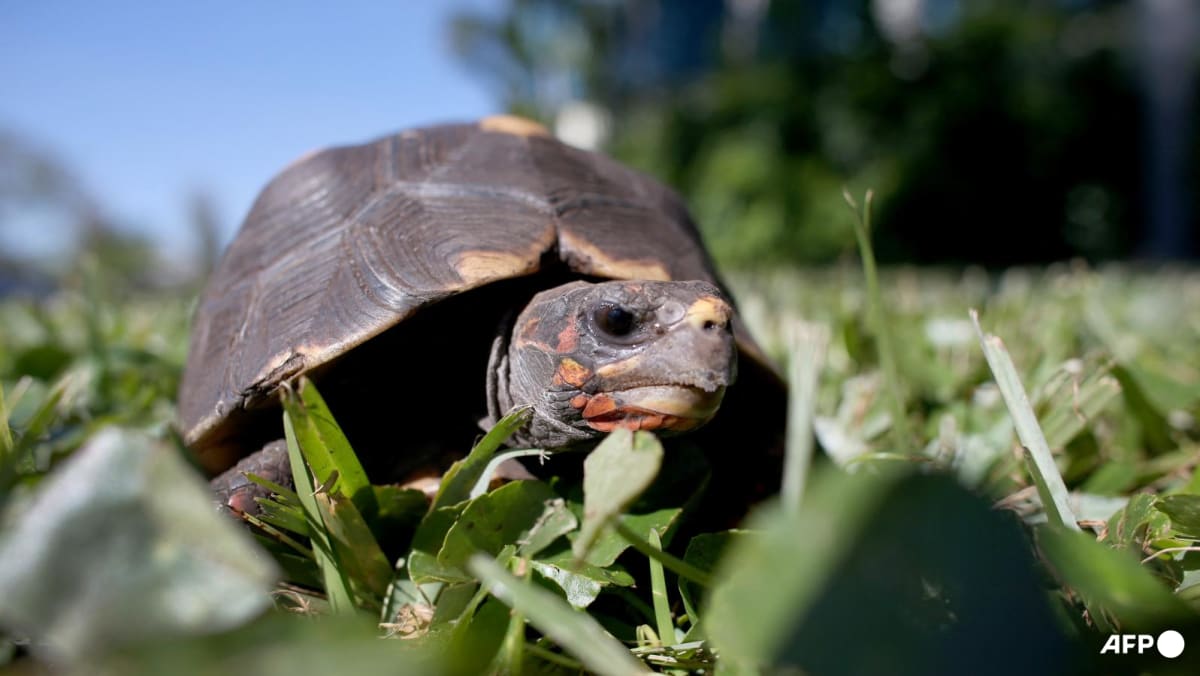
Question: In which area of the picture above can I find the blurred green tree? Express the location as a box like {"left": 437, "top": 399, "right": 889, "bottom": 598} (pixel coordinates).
{"left": 452, "top": 0, "right": 1192, "bottom": 266}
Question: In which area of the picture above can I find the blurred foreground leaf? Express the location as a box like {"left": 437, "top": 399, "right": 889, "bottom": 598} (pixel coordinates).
{"left": 97, "top": 612, "right": 432, "bottom": 676}
{"left": 707, "top": 470, "right": 1073, "bottom": 675}
{"left": 0, "top": 428, "right": 277, "bottom": 661}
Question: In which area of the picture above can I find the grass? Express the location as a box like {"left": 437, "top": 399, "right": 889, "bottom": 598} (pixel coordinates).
{"left": 0, "top": 255, "right": 1199, "bottom": 674}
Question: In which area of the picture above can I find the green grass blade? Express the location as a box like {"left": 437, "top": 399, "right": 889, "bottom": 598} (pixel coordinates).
{"left": 282, "top": 378, "right": 376, "bottom": 518}
{"left": 283, "top": 405, "right": 357, "bottom": 614}
{"left": 317, "top": 492, "right": 394, "bottom": 603}
{"left": 1039, "top": 373, "right": 1122, "bottom": 450}
{"left": 845, "top": 188, "right": 912, "bottom": 449}
{"left": 783, "top": 320, "right": 829, "bottom": 512}
{"left": 242, "top": 472, "right": 301, "bottom": 505}
{"left": 432, "top": 405, "right": 532, "bottom": 510}
{"left": 468, "top": 554, "right": 650, "bottom": 675}
{"left": 241, "top": 511, "right": 316, "bottom": 560}
{"left": 471, "top": 448, "right": 546, "bottom": 499}
{"left": 647, "top": 529, "right": 674, "bottom": 646}
{"left": 0, "top": 380, "right": 12, "bottom": 465}
{"left": 11, "top": 379, "right": 65, "bottom": 464}
{"left": 253, "top": 495, "right": 309, "bottom": 536}
{"left": 970, "top": 310, "right": 1079, "bottom": 531}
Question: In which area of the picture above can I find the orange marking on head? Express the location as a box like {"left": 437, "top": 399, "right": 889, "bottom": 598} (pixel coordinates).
{"left": 555, "top": 320, "right": 579, "bottom": 353}
{"left": 551, "top": 358, "right": 591, "bottom": 388}
{"left": 569, "top": 394, "right": 590, "bottom": 410}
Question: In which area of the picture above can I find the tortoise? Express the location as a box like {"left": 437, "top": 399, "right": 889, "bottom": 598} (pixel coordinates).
{"left": 179, "top": 115, "right": 785, "bottom": 514}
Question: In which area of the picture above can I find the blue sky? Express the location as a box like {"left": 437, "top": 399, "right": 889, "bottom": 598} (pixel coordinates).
{"left": 1, "top": 1, "right": 501, "bottom": 260}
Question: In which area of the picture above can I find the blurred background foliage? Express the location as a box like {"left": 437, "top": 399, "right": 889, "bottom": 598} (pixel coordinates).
{"left": 451, "top": 0, "right": 1198, "bottom": 267}
{"left": 1, "top": 0, "right": 1196, "bottom": 286}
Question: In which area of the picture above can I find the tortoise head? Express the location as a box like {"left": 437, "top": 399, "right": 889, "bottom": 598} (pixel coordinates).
{"left": 493, "top": 280, "right": 737, "bottom": 449}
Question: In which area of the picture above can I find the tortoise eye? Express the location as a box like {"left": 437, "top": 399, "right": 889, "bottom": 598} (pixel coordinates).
{"left": 594, "top": 304, "right": 636, "bottom": 337}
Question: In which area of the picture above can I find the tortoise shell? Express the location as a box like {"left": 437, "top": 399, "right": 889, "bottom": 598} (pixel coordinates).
{"left": 180, "top": 116, "right": 783, "bottom": 475}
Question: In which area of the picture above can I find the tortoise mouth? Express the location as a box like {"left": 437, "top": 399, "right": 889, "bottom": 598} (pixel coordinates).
{"left": 582, "top": 384, "right": 726, "bottom": 433}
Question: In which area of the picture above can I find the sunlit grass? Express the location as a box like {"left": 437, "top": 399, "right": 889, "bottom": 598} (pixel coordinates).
{"left": 1, "top": 260, "right": 1199, "bottom": 673}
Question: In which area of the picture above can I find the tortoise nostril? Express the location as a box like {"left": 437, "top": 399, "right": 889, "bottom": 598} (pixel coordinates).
{"left": 703, "top": 320, "right": 718, "bottom": 331}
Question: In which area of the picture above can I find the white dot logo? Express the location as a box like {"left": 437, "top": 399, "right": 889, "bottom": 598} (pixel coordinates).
{"left": 1157, "top": 630, "right": 1185, "bottom": 659}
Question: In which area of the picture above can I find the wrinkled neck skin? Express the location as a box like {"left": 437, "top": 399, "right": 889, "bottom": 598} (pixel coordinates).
{"left": 486, "top": 279, "right": 737, "bottom": 450}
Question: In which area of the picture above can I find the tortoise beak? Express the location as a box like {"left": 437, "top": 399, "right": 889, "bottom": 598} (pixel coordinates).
{"left": 581, "top": 384, "right": 727, "bottom": 433}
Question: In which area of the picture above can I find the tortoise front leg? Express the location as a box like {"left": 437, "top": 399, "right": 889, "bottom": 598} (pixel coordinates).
{"left": 210, "top": 439, "right": 293, "bottom": 515}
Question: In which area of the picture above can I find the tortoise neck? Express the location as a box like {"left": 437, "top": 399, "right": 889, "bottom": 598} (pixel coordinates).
{"left": 485, "top": 309, "right": 517, "bottom": 431}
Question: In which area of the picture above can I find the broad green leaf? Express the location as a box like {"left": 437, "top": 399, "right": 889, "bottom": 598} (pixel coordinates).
{"left": 535, "top": 547, "right": 635, "bottom": 588}
{"left": 435, "top": 545, "right": 511, "bottom": 632}
{"left": 407, "top": 503, "right": 467, "bottom": 584}
{"left": 1039, "top": 525, "right": 1194, "bottom": 631}
{"left": 438, "top": 480, "right": 560, "bottom": 578}
{"left": 1106, "top": 493, "right": 1156, "bottom": 550}
{"left": 528, "top": 545, "right": 636, "bottom": 610}
{"left": 432, "top": 406, "right": 532, "bottom": 510}
{"left": 574, "top": 429, "right": 664, "bottom": 560}
{"left": 529, "top": 560, "right": 603, "bottom": 609}
{"left": 1156, "top": 495, "right": 1200, "bottom": 539}
{"left": 517, "top": 497, "right": 577, "bottom": 558}
{"left": 0, "top": 428, "right": 277, "bottom": 662}
{"left": 468, "top": 555, "right": 650, "bottom": 675}
{"left": 431, "top": 581, "right": 481, "bottom": 627}
{"left": 574, "top": 506, "right": 681, "bottom": 569}
{"left": 280, "top": 378, "right": 376, "bottom": 519}
{"left": 444, "top": 597, "right": 510, "bottom": 675}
